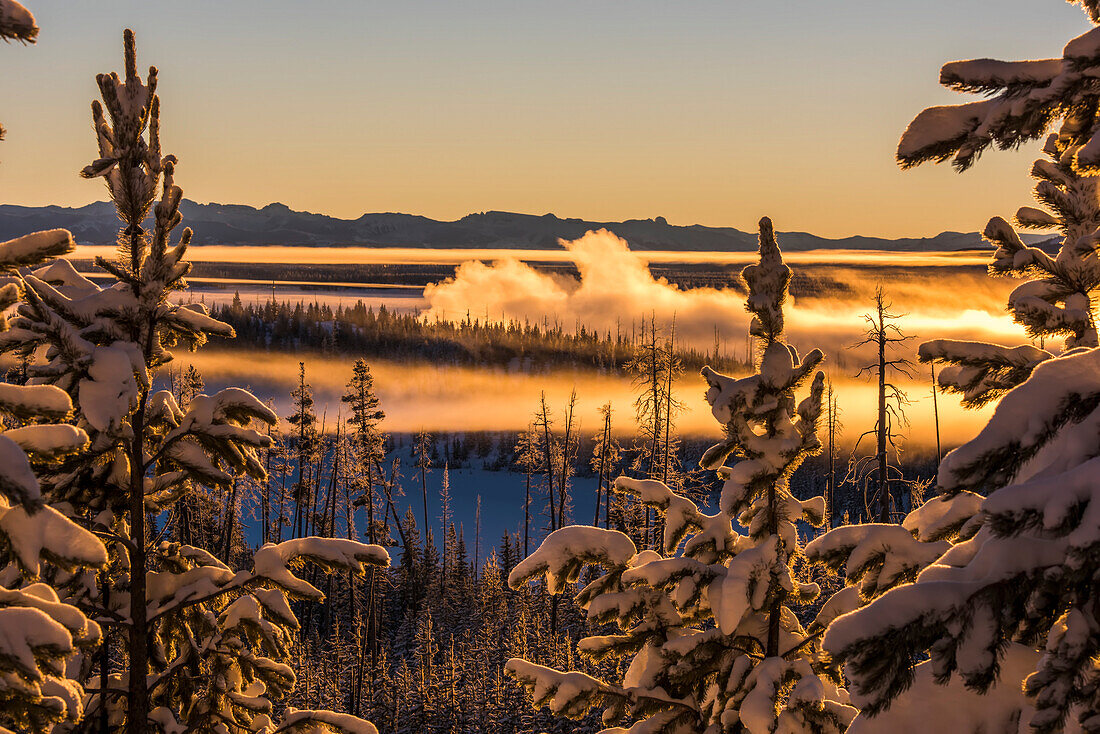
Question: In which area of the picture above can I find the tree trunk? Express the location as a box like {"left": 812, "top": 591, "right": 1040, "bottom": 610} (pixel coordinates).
{"left": 931, "top": 362, "right": 942, "bottom": 466}
{"left": 420, "top": 451, "right": 429, "bottom": 552}
{"left": 127, "top": 393, "right": 150, "bottom": 734}
{"left": 539, "top": 399, "right": 556, "bottom": 532}
{"left": 277, "top": 452, "right": 288, "bottom": 543}
{"left": 262, "top": 424, "right": 273, "bottom": 544}
{"left": 827, "top": 384, "right": 835, "bottom": 529}
{"left": 877, "top": 314, "right": 890, "bottom": 523}
{"left": 558, "top": 392, "right": 576, "bottom": 530}
{"left": 99, "top": 574, "right": 110, "bottom": 734}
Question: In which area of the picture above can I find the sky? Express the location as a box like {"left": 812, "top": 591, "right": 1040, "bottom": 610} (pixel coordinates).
{"left": 0, "top": 0, "right": 1093, "bottom": 238}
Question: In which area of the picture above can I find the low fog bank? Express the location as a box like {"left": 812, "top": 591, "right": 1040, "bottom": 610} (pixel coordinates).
{"left": 173, "top": 350, "right": 990, "bottom": 452}
{"left": 423, "top": 230, "right": 1026, "bottom": 364}
{"left": 72, "top": 228, "right": 1025, "bottom": 452}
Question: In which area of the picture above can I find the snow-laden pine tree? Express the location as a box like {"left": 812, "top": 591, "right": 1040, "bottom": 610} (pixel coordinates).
{"left": 817, "top": 2, "right": 1100, "bottom": 731}
{"left": 0, "top": 229, "right": 109, "bottom": 734}
{"left": 0, "top": 16, "right": 114, "bottom": 731}
{"left": 505, "top": 219, "right": 856, "bottom": 733}
{"left": 0, "top": 30, "right": 387, "bottom": 734}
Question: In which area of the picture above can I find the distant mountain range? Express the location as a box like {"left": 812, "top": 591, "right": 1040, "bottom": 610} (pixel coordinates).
{"left": 0, "top": 200, "right": 1053, "bottom": 251}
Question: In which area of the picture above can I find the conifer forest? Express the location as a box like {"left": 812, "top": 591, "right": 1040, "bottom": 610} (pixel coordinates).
{"left": 3, "top": 1, "right": 1100, "bottom": 732}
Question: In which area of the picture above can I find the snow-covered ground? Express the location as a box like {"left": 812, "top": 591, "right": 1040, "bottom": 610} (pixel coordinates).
{"left": 384, "top": 441, "right": 598, "bottom": 561}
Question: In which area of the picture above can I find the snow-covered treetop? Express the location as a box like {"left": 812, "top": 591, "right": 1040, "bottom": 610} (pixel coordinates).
{"left": 0, "top": 34, "right": 251, "bottom": 514}
{"left": 699, "top": 218, "right": 823, "bottom": 473}
{"left": 741, "top": 216, "right": 791, "bottom": 343}
{"left": 0, "top": 0, "right": 36, "bottom": 43}
{"left": 81, "top": 28, "right": 168, "bottom": 235}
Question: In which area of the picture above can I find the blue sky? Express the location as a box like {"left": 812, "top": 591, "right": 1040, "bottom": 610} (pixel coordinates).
{"left": 0, "top": 0, "right": 1092, "bottom": 237}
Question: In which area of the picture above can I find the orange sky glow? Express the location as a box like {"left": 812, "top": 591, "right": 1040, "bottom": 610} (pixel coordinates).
{"left": 1, "top": 1, "right": 1094, "bottom": 239}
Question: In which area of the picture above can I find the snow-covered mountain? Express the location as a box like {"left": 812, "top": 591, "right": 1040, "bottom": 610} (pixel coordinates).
{"left": 0, "top": 199, "right": 1052, "bottom": 251}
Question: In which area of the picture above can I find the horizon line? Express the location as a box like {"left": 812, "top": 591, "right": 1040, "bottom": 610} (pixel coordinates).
{"left": 0, "top": 198, "right": 1058, "bottom": 243}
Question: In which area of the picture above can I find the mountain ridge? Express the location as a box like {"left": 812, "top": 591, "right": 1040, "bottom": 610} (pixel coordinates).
{"left": 0, "top": 200, "right": 1052, "bottom": 251}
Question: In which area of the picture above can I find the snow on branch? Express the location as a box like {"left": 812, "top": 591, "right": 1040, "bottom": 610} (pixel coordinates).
{"left": 0, "top": 230, "right": 73, "bottom": 272}
{"left": 274, "top": 709, "right": 379, "bottom": 734}
{"left": 613, "top": 477, "right": 707, "bottom": 554}
{"left": 0, "top": 0, "right": 36, "bottom": 43}
{"left": 252, "top": 538, "right": 389, "bottom": 600}
{"left": 897, "top": 1, "right": 1100, "bottom": 182}
{"left": 937, "top": 347, "right": 1100, "bottom": 496}
{"left": 901, "top": 492, "right": 984, "bottom": 542}
{"left": 805, "top": 524, "right": 949, "bottom": 600}
{"left": 3, "top": 424, "right": 87, "bottom": 461}
{"left": 508, "top": 526, "right": 638, "bottom": 595}
{"left": 0, "top": 384, "right": 72, "bottom": 422}
{"left": 984, "top": 216, "right": 1056, "bottom": 277}
{"left": 0, "top": 435, "right": 39, "bottom": 505}
{"left": 0, "top": 583, "right": 102, "bottom": 731}
{"left": 505, "top": 660, "right": 620, "bottom": 720}
{"left": 0, "top": 502, "right": 106, "bottom": 577}
{"left": 919, "top": 338, "right": 1052, "bottom": 409}
{"left": 897, "top": 99, "right": 1005, "bottom": 170}
{"left": 844, "top": 644, "right": 1054, "bottom": 733}
{"left": 939, "top": 58, "right": 1063, "bottom": 94}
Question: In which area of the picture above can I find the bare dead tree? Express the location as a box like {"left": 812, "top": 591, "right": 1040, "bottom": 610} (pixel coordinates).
{"left": 846, "top": 286, "right": 920, "bottom": 522}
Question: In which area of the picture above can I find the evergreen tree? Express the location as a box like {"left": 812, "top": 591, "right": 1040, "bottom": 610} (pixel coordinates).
{"left": 288, "top": 362, "right": 319, "bottom": 539}
{"left": 179, "top": 364, "right": 204, "bottom": 409}
{"left": 342, "top": 358, "right": 386, "bottom": 493}
{"left": 820, "top": 4, "right": 1100, "bottom": 731}
{"left": 506, "top": 219, "right": 853, "bottom": 733}
{"left": 439, "top": 463, "right": 453, "bottom": 595}
{"left": 1, "top": 31, "right": 386, "bottom": 733}
{"left": 341, "top": 358, "right": 388, "bottom": 711}
{"left": 0, "top": 229, "right": 109, "bottom": 733}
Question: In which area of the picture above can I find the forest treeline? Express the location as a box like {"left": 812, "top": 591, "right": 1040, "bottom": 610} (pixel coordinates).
{"left": 208, "top": 295, "right": 753, "bottom": 374}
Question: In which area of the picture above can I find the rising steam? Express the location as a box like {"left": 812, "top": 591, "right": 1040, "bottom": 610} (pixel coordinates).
{"left": 422, "top": 229, "right": 1025, "bottom": 361}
